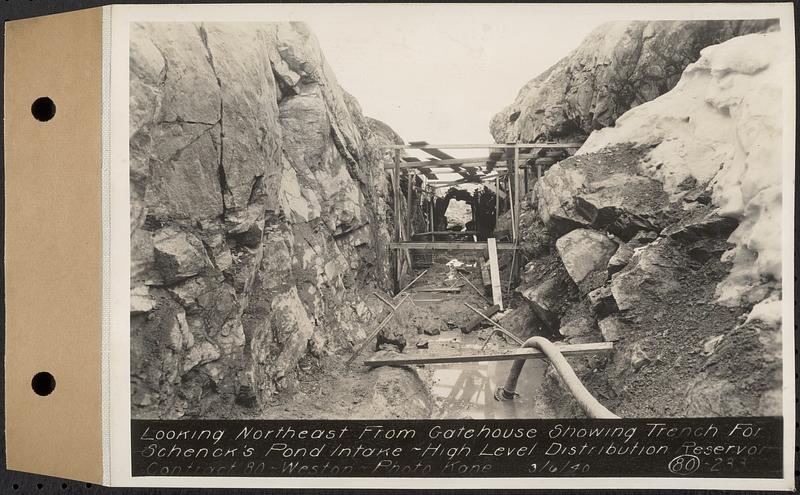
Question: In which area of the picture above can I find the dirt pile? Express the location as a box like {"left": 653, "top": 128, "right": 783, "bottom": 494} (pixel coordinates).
{"left": 506, "top": 32, "right": 786, "bottom": 417}
{"left": 130, "top": 22, "right": 408, "bottom": 419}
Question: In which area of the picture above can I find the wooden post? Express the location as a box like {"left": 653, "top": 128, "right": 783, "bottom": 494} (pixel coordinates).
{"left": 513, "top": 147, "right": 522, "bottom": 286}
{"left": 507, "top": 173, "right": 515, "bottom": 241}
{"left": 405, "top": 169, "right": 414, "bottom": 273}
{"left": 494, "top": 176, "right": 500, "bottom": 231}
{"left": 487, "top": 237, "right": 503, "bottom": 310}
{"left": 393, "top": 149, "right": 401, "bottom": 293}
{"left": 429, "top": 194, "right": 434, "bottom": 240}
{"left": 524, "top": 167, "right": 529, "bottom": 195}
{"left": 513, "top": 147, "right": 521, "bottom": 245}
{"left": 406, "top": 170, "right": 413, "bottom": 239}
{"left": 427, "top": 190, "right": 434, "bottom": 267}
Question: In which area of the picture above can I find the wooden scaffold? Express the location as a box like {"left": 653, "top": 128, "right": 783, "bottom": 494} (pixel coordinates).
{"left": 381, "top": 140, "right": 581, "bottom": 293}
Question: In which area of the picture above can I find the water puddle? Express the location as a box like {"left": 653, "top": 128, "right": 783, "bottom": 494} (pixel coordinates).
{"left": 428, "top": 357, "right": 555, "bottom": 419}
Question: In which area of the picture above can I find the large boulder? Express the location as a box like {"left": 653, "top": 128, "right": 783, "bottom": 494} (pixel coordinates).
{"left": 555, "top": 229, "right": 619, "bottom": 294}
{"left": 491, "top": 19, "right": 777, "bottom": 143}
{"left": 532, "top": 164, "right": 588, "bottom": 234}
{"left": 580, "top": 32, "right": 785, "bottom": 313}
{"left": 574, "top": 175, "right": 665, "bottom": 241}
{"left": 519, "top": 278, "right": 563, "bottom": 331}
{"left": 533, "top": 146, "right": 670, "bottom": 238}
{"left": 610, "top": 239, "right": 684, "bottom": 311}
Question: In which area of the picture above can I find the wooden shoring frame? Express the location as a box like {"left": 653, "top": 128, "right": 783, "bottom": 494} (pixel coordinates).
{"left": 384, "top": 142, "right": 576, "bottom": 290}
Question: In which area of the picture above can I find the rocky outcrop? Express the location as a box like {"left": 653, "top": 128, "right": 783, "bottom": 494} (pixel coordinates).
{"left": 130, "top": 22, "right": 403, "bottom": 419}
{"left": 491, "top": 19, "right": 778, "bottom": 144}
{"left": 514, "top": 31, "right": 785, "bottom": 417}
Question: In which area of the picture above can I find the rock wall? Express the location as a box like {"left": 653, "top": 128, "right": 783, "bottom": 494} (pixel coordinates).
{"left": 512, "top": 31, "right": 785, "bottom": 417}
{"left": 130, "top": 22, "right": 403, "bottom": 418}
{"left": 490, "top": 19, "right": 778, "bottom": 144}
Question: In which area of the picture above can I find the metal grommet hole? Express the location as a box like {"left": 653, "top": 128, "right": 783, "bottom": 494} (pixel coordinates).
{"left": 31, "top": 371, "right": 56, "bottom": 396}
{"left": 31, "top": 97, "right": 56, "bottom": 121}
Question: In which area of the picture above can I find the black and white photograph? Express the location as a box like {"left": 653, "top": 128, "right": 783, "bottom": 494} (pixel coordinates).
{"left": 123, "top": 3, "right": 793, "bottom": 485}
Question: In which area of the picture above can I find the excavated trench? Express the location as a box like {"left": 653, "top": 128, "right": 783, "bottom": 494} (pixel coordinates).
{"left": 251, "top": 250, "right": 562, "bottom": 420}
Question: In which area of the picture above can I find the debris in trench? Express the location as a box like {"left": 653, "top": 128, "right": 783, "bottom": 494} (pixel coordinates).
{"left": 376, "top": 328, "right": 407, "bottom": 352}
{"left": 461, "top": 304, "right": 501, "bottom": 333}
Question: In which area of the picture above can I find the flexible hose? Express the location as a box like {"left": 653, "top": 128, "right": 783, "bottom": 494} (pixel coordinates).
{"left": 498, "top": 336, "right": 619, "bottom": 419}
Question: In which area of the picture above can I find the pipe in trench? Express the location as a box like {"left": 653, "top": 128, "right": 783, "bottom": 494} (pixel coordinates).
{"left": 497, "top": 336, "right": 619, "bottom": 419}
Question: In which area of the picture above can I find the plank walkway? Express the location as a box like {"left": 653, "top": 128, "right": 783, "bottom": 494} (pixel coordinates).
{"left": 363, "top": 342, "right": 614, "bottom": 367}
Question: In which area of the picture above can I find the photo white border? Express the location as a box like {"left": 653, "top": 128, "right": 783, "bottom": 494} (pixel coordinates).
{"left": 107, "top": 3, "right": 796, "bottom": 489}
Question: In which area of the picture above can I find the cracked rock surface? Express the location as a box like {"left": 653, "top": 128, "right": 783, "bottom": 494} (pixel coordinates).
{"left": 490, "top": 19, "right": 778, "bottom": 144}
{"left": 130, "top": 22, "right": 402, "bottom": 419}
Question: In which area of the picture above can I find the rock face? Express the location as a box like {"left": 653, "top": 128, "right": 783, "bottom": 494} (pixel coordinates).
{"left": 533, "top": 145, "right": 670, "bottom": 238}
{"left": 513, "top": 30, "right": 785, "bottom": 417}
{"left": 491, "top": 19, "right": 778, "bottom": 143}
{"left": 581, "top": 32, "right": 785, "bottom": 316}
{"left": 555, "top": 229, "right": 618, "bottom": 294}
{"left": 130, "top": 22, "right": 403, "bottom": 419}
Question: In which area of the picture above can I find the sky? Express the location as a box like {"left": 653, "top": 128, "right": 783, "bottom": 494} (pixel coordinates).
{"left": 292, "top": 2, "right": 779, "bottom": 151}
{"left": 307, "top": 5, "right": 605, "bottom": 147}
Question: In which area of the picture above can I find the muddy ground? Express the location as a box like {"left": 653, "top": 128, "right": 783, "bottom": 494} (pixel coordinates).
{"left": 244, "top": 252, "right": 557, "bottom": 419}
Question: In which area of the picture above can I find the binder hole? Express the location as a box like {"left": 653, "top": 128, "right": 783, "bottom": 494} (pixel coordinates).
{"left": 31, "top": 371, "right": 55, "bottom": 396}
{"left": 31, "top": 97, "right": 56, "bottom": 121}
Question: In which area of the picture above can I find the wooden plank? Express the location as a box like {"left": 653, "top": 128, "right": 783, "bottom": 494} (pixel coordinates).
{"left": 385, "top": 162, "right": 510, "bottom": 171}
{"left": 417, "top": 230, "right": 480, "bottom": 236}
{"left": 487, "top": 238, "right": 503, "bottom": 310}
{"left": 400, "top": 156, "right": 437, "bottom": 179}
{"left": 406, "top": 141, "right": 500, "bottom": 180}
{"left": 363, "top": 342, "right": 615, "bottom": 367}
{"left": 462, "top": 304, "right": 500, "bottom": 333}
{"left": 386, "top": 155, "right": 533, "bottom": 169}
{"left": 417, "top": 287, "right": 461, "bottom": 293}
{"left": 408, "top": 140, "right": 455, "bottom": 160}
{"left": 390, "top": 241, "right": 516, "bottom": 250}
{"left": 382, "top": 143, "right": 584, "bottom": 150}
{"left": 430, "top": 173, "right": 505, "bottom": 188}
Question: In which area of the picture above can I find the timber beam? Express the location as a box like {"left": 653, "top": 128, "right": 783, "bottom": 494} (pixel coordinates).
{"left": 363, "top": 342, "right": 614, "bottom": 367}
{"left": 390, "top": 241, "right": 516, "bottom": 250}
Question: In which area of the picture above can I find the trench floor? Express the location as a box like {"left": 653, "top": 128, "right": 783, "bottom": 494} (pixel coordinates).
{"left": 255, "top": 253, "right": 556, "bottom": 419}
